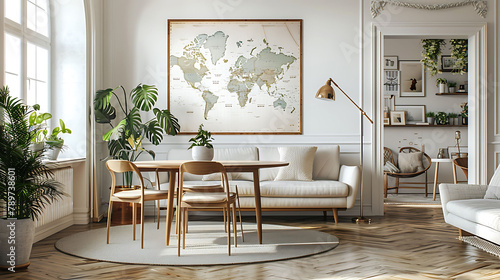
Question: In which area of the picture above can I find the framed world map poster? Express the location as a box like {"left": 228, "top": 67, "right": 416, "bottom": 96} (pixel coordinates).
{"left": 168, "top": 19, "right": 302, "bottom": 134}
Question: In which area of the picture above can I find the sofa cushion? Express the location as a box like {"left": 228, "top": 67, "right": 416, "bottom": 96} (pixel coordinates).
{"left": 484, "top": 185, "right": 500, "bottom": 199}
{"left": 447, "top": 199, "right": 500, "bottom": 231}
{"left": 398, "top": 152, "right": 424, "bottom": 173}
{"left": 260, "top": 180, "right": 349, "bottom": 198}
{"left": 258, "top": 147, "right": 281, "bottom": 181}
{"left": 275, "top": 146, "right": 317, "bottom": 181}
{"left": 313, "top": 146, "right": 341, "bottom": 180}
{"left": 202, "top": 147, "right": 258, "bottom": 181}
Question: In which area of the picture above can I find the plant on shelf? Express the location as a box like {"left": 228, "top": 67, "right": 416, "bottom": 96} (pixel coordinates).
{"left": 436, "top": 78, "right": 447, "bottom": 93}
{"left": 448, "top": 113, "right": 459, "bottom": 125}
{"left": 93, "top": 84, "right": 181, "bottom": 162}
{"left": 421, "top": 39, "right": 446, "bottom": 76}
{"left": 188, "top": 124, "right": 214, "bottom": 161}
{"left": 435, "top": 112, "right": 448, "bottom": 125}
{"left": 28, "top": 106, "right": 52, "bottom": 152}
{"left": 450, "top": 39, "right": 468, "bottom": 75}
{"left": 447, "top": 81, "right": 457, "bottom": 93}
{"left": 461, "top": 102, "right": 468, "bottom": 125}
{"left": 425, "top": 112, "right": 435, "bottom": 125}
{"left": 45, "top": 119, "right": 72, "bottom": 160}
{"left": 0, "top": 86, "right": 63, "bottom": 269}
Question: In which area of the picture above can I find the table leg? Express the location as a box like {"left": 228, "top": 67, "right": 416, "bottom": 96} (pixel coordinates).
{"left": 252, "top": 170, "right": 263, "bottom": 244}
{"left": 433, "top": 162, "right": 440, "bottom": 201}
{"left": 165, "top": 170, "right": 176, "bottom": 246}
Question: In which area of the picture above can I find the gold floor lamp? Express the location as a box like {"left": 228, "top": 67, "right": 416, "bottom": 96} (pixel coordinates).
{"left": 316, "top": 78, "right": 373, "bottom": 223}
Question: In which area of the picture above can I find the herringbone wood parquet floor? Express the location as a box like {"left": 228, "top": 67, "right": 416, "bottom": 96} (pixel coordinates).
{"left": 2, "top": 204, "right": 500, "bottom": 280}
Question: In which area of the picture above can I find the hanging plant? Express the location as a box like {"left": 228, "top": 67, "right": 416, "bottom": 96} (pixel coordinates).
{"left": 421, "top": 39, "right": 446, "bottom": 76}
{"left": 450, "top": 39, "right": 468, "bottom": 75}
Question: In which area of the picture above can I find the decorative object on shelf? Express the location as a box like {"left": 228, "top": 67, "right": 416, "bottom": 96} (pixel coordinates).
{"left": 426, "top": 111, "right": 435, "bottom": 125}
{"left": 0, "top": 86, "right": 63, "bottom": 270}
{"left": 458, "top": 84, "right": 466, "bottom": 92}
{"left": 384, "top": 56, "right": 399, "bottom": 70}
{"left": 390, "top": 111, "right": 406, "bottom": 125}
{"left": 371, "top": 0, "right": 487, "bottom": 19}
{"left": 421, "top": 39, "right": 446, "bottom": 76}
{"left": 168, "top": 19, "right": 302, "bottom": 134}
{"left": 45, "top": 119, "right": 72, "bottom": 160}
{"left": 384, "top": 70, "right": 400, "bottom": 95}
{"left": 450, "top": 39, "right": 468, "bottom": 75}
{"left": 436, "top": 78, "right": 447, "bottom": 93}
{"left": 384, "top": 118, "right": 390, "bottom": 125}
{"left": 316, "top": 78, "right": 374, "bottom": 224}
{"left": 395, "top": 105, "right": 425, "bottom": 124}
{"left": 448, "top": 81, "right": 457, "bottom": 93}
{"left": 93, "top": 84, "right": 180, "bottom": 162}
{"left": 399, "top": 60, "right": 425, "bottom": 97}
{"left": 188, "top": 124, "right": 215, "bottom": 161}
{"left": 435, "top": 112, "right": 448, "bottom": 125}
{"left": 461, "top": 102, "right": 468, "bottom": 125}
{"left": 448, "top": 113, "right": 459, "bottom": 126}
{"left": 437, "top": 148, "right": 449, "bottom": 159}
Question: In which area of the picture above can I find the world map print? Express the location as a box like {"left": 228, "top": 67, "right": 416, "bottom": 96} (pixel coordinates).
{"left": 168, "top": 20, "right": 302, "bottom": 134}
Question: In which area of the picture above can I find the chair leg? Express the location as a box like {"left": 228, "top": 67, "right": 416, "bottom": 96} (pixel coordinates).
{"left": 132, "top": 203, "right": 137, "bottom": 241}
{"left": 232, "top": 203, "right": 238, "bottom": 247}
{"left": 106, "top": 201, "right": 113, "bottom": 244}
{"left": 141, "top": 203, "right": 145, "bottom": 249}
{"left": 384, "top": 173, "right": 388, "bottom": 198}
{"left": 424, "top": 171, "right": 428, "bottom": 197}
{"left": 395, "top": 178, "right": 400, "bottom": 194}
{"left": 223, "top": 207, "right": 227, "bottom": 233}
{"left": 235, "top": 186, "right": 244, "bottom": 242}
{"left": 157, "top": 200, "right": 160, "bottom": 230}
{"left": 227, "top": 204, "right": 231, "bottom": 256}
{"left": 177, "top": 204, "right": 182, "bottom": 256}
{"left": 183, "top": 208, "right": 187, "bottom": 249}
{"left": 185, "top": 210, "right": 189, "bottom": 234}
{"left": 332, "top": 208, "right": 338, "bottom": 225}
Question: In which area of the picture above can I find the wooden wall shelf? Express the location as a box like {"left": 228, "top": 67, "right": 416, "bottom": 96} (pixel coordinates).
{"left": 435, "top": 92, "right": 468, "bottom": 95}
{"left": 385, "top": 124, "right": 468, "bottom": 127}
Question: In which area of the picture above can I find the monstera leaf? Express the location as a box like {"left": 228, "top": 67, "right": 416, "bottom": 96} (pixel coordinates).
{"left": 94, "top": 88, "right": 117, "bottom": 124}
{"left": 154, "top": 108, "right": 180, "bottom": 136}
{"left": 131, "top": 84, "right": 158, "bottom": 111}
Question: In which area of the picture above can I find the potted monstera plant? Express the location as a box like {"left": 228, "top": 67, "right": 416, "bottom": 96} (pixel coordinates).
{"left": 0, "top": 86, "right": 63, "bottom": 271}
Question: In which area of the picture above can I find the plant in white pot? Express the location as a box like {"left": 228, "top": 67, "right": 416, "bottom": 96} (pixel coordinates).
{"left": 28, "top": 106, "right": 52, "bottom": 153}
{"left": 0, "top": 86, "right": 63, "bottom": 271}
{"left": 188, "top": 124, "right": 214, "bottom": 161}
{"left": 436, "top": 78, "right": 447, "bottom": 93}
{"left": 45, "top": 119, "right": 72, "bottom": 160}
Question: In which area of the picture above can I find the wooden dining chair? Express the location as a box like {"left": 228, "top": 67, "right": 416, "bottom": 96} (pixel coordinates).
{"left": 453, "top": 157, "right": 468, "bottom": 183}
{"left": 177, "top": 161, "right": 240, "bottom": 256}
{"left": 106, "top": 160, "right": 169, "bottom": 249}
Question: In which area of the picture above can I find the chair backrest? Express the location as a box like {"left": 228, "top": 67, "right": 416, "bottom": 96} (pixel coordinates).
{"left": 106, "top": 160, "right": 145, "bottom": 194}
{"left": 179, "top": 161, "right": 230, "bottom": 193}
{"left": 384, "top": 147, "right": 395, "bottom": 165}
{"left": 398, "top": 146, "right": 432, "bottom": 173}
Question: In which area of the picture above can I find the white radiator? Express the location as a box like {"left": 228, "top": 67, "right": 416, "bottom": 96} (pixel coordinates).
{"left": 35, "top": 167, "right": 74, "bottom": 228}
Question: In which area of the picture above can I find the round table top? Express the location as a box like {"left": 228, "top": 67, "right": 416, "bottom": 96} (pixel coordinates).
{"left": 431, "top": 158, "right": 454, "bottom": 163}
{"left": 133, "top": 160, "right": 289, "bottom": 172}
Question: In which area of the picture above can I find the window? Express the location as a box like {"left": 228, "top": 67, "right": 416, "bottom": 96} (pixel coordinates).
{"left": 4, "top": 0, "right": 50, "bottom": 111}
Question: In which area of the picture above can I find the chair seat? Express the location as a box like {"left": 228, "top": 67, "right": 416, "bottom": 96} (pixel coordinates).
{"left": 113, "top": 189, "right": 169, "bottom": 200}
{"left": 182, "top": 192, "right": 236, "bottom": 204}
{"left": 183, "top": 183, "right": 223, "bottom": 192}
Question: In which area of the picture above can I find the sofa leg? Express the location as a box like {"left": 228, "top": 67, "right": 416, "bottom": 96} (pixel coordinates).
{"left": 332, "top": 209, "right": 338, "bottom": 225}
{"left": 459, "top": 229, "right": 474, "bottom": 237}
{"left": 323, "top": 211, "right": 327, "bottom": 219}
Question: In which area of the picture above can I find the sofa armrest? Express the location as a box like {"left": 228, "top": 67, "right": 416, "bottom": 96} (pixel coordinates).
{"left": 439, "top": 183, "right": 488, "bottom": 216}
{"left": 339, "top": 165, "right": 360, "bottom": 209}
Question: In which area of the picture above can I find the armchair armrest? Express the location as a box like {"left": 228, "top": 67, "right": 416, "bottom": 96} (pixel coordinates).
{"left": 339, "top": 165, "right": 360, "bottom": 209}
{"left": 439, "top": 183, "right": 488, "bottom": 216}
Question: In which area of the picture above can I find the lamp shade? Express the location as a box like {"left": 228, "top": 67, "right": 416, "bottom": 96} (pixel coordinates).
{"left": 315, "top": 80, "right": 335, "bottom": 101}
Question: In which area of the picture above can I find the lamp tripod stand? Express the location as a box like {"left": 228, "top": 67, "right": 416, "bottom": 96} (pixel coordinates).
{"left": 316, "top": 78, "right": 374, "bottom": 223}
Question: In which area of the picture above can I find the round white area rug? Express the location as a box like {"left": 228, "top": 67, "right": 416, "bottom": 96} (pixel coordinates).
{"left": 55, "top": 222, "right": 339, "bottom": 265}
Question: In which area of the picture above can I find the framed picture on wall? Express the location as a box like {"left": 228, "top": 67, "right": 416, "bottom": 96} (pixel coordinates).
{"left": 384, "top": 56, "right": 398, "bottom": 70}
{"left": 394, "top": 105, "right": 426, "bottom": 124}
{"left": 399, "top": 60, "right": 425, "bottom": 97}
{"left": 390, "top": 111, "right": 406, "bottom": 125}
{"left": 441, "top": 55, "right": 468, "bottom": 73}
{"left": 384, "top": 70, "right": 400, "bottom": 95}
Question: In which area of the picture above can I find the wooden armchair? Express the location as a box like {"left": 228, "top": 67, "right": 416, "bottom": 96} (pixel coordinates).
{"left": 384, "top": 147, "right": 432, "bottom": 198}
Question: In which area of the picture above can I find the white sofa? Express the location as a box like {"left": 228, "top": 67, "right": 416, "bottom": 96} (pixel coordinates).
{"left": 439, "top": 165, "right": 500, "bottom": 245}
{"left": 153, "top": 146, "right": 360, "bottom": 224}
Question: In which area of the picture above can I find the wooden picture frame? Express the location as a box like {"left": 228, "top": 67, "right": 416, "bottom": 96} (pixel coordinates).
{"left": 168, "top": 19, "right": 303, "bottom": 134}
{"left": 399, "top": 60, "right": 425, "bottom": 97}
{"left": 384, "top": 118, "right": 390, "bottom": 125}
{"left": 441, "top": 55, "right": 468, "bottom": 73}
{"left": 390, "top": 111, "right": 406, "bottom": 125}
{"left": 394, "top": 105, "right": 426, "bottom": 124}
{"left": 384, "top": 56, "right": 398, "bottom": 70}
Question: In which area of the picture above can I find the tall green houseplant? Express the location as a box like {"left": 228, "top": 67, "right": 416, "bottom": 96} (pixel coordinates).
{"left": 93, "top": 84, "right": 180, "bottom": 161}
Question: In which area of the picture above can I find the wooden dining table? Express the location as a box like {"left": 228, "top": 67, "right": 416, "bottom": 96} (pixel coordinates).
{"left": 133, "top": 160, "right": 288, "bottom": 245}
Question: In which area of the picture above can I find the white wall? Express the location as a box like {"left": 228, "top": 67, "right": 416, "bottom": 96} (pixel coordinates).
{"left": 89, "top": 0, "right": 500, "bottom": 216}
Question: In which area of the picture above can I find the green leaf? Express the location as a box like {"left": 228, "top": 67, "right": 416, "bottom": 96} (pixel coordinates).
{"left": 103, "top": 119, "right": 127, "bottom": 141}
{"left": 143, "top": 120, "right": 163, "bottom": 145}
{"left": 131, "top": 84, "right": 158, "bottom": 111}
{"left": 153, "top": 108, "right": 180, "bottom": 136}
{"left": 94, "top": 88, "right": 117, "bottom": 123}
{"left": 124, "top": 108, "right": 142, "bottom": 139}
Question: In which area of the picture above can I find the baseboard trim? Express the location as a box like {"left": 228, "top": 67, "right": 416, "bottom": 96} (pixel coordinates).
{"left": 34, "top": 214, "right": 74, "bottom": 243}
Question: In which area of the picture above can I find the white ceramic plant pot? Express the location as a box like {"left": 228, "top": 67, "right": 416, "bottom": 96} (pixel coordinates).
{"left": 29, "top": 142, "right": 44, "bottom": 153}
{"left": 191, "top": 146, "right": 214, "bottom": 161}
{"left": 46, "top": 147, "right": 61, "bottom": 160}
{"left": 0, "top": 218, "right": 35, "bottom": 270}
{"left": 439, "top": 84, "right": 446, "bottom": 93}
